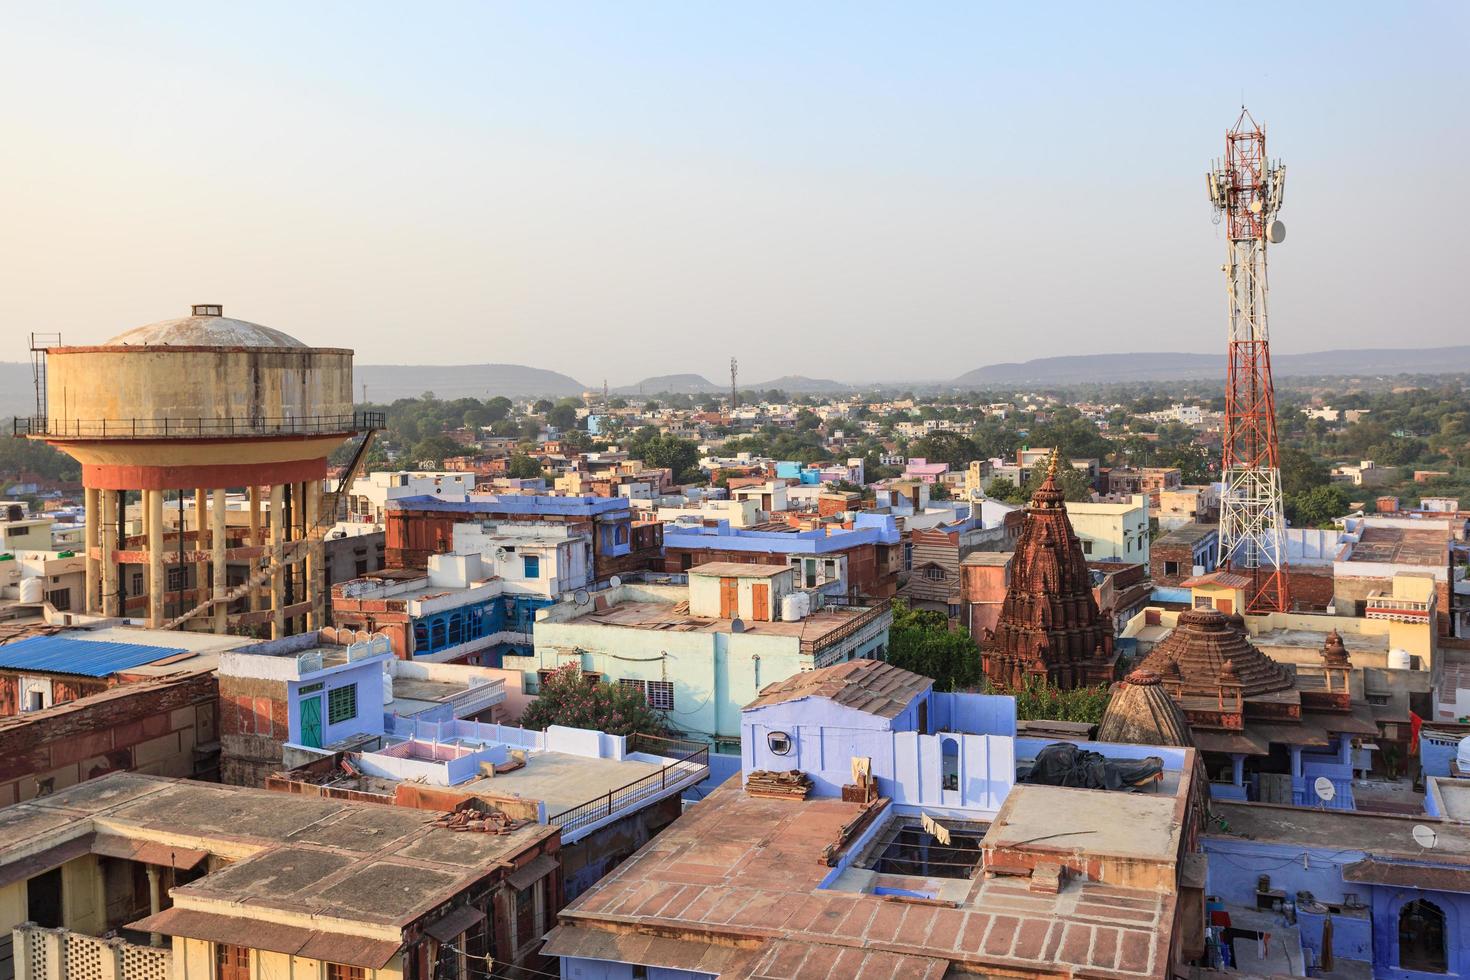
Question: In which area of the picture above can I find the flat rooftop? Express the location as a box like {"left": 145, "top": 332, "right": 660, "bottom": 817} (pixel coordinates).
{"left": 1209, "top": 801, "right": 1470, "bottom": 861}
{"left": 986, "top": 784, "right": 1180, "bottom": 862}
{"left": 557, "top": 781, "right": 1173, "bottom": 978}
{"left": 566, "top": 598, "right": 885, "bottom": 647}
{"left": 0, "top": 772, "right": 552, "bottom": 928}
{"left": 1343, "top": 525, "right": 1448, "bottom": 567}
{"left": 1251, "top": 627, "right": 1388, "bottom": 654}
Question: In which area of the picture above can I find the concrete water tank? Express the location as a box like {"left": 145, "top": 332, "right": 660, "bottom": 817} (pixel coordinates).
{"left": 1388, "top": 648, "right": 1412, "bottom": 671}
{"left": 782, "top": 594, "right": 804, "bottom": 622}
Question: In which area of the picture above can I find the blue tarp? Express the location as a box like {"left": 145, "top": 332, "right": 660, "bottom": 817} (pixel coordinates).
{"left": 0, "top": 636, "right": 185, "bottom": 677}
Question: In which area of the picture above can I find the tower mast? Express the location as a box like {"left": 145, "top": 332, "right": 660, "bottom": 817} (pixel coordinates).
{"left": 1207, "top": 108, "right": 1290, "bottom": 613}
{"left": 730, "top": 356, "right": 739, "bottom": 410}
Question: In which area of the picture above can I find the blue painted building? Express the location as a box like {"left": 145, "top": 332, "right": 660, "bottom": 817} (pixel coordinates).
{"left": 1205, "top": 798, "right": 1470, "bottom": 977}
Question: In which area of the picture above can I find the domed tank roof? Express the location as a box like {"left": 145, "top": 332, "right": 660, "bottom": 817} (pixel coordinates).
{"left": 105, "top": 305, "right": 307, "bottom": 348}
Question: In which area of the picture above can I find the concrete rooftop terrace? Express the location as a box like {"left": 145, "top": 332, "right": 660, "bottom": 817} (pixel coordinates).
{"left": 0, "top": 771, "right": 553, "bottom": 929}
{"left": 1342, "top": 525, "right": 1448, "bottom": 566}
{"left": 553, "top": 781, "right": 1174, "bottom": 979}
{"left": 563, "top": 598, "right": 884, "bottom": 646}
{"left": 1209, "top": 800, "right": 1470, "bottom": 861}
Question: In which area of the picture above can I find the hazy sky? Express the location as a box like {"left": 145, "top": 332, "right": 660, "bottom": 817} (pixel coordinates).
{"left": 2, "top": 3, "right": 1465, "bottom": 386}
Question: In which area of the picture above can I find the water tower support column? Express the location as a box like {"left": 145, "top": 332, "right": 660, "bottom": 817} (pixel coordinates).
{"left": 147, "top": 489, "right": 164, "bottom": 628}
{"left": 212, "top": 488, "right": 227, "bottom": 634}
{"left": 248, "top": 486, "right": 262, "bottom": 612}
{"left": 194, "top": 489, "right": 208, "bottom": 609}
{"left": 270, "top": 483, "right": 286, "bottom": 639}
{"left": 306, "top": 478, "right": 324, "bottom": 630}
{"left": 84, "top": 487, "right": 99, "bottom": 612}
{"left": 100, "top": 493, "right": 119, "bottom": 617}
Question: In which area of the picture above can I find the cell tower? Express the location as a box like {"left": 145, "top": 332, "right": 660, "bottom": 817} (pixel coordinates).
{"left": 1207, "top": 108, "right": 1290, "bottom": 613}
{"left": 730, "top": 356, "right": 739, "bottom": 409}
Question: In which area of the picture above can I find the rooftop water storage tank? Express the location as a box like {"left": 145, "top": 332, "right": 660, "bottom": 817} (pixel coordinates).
{"left": 18, "top": 577, "right": 43, "bottom": 603}
{"left": 1388, "top": 648, "right": 1412, "bottom": 671}
{"left": 781, "top": 594, "right": 804, "bottom": 622}
{"left": 1457, "top": 735, "right": 1470, "bottom": 772}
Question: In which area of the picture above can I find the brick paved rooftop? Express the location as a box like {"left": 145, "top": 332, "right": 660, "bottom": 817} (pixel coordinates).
{"left": 553, "top": 780, "right": 1177, "bottom": 978}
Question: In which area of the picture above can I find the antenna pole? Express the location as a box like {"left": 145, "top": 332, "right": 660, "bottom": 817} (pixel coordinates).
{"left": 730, "top": 357, "right": 739, "bottom": 410}
{"left": 1209, "top": 108, "right": 1290, "bottom": 613}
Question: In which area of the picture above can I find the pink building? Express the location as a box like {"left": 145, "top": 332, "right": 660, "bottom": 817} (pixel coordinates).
{"left": 901, "top": 457, "right": 950, "bottom": 484}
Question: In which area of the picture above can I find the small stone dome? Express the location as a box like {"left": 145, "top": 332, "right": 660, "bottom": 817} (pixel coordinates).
{"left": 106, "top": 305, "right": 307, "bottom": 348}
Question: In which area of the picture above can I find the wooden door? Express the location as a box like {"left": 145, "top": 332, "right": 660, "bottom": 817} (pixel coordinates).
{"left": 719, "top": 578, "right": 738, "bottom": 618}
{"left": 216, "top": 944, "right": 250, "bottom": 980}
{"left": 1216, "top": 598, "right": 1233, "bottom": 615}
{"left": 751, "top": 583, "right": 770, "bottom": 621}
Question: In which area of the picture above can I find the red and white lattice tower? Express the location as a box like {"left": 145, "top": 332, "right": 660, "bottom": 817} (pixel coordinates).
{"left": 1207, "top": 108, "right": 1289, "bottom": 613}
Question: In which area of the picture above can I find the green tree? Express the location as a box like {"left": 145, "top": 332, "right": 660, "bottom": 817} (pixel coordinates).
{"left": 885, "top": 600, "right": 980, "bottom": 692}
{"left": 909, "top": 431, "right": 981, "bottom": 469}
{"left": 411, "top": 435, "right": 461, "bottom": 466}
{"left": 629, "top": 432, "right": 700, "bottom": 481}
{"left": 1022, "top": 461, "right": 1092, "bottom": 502}
{"left": 484, "top": 396, "right": 513, "bottom": 422}
{"left": 506, "top": 454, "right": 545, "bottom": 480}
{"left": 520, "top": 663, "right": 668, "bottom": 736}
{"left": 547, "top": 404, "right": 580, "bottom": 431}
{"left": 986, "top": 477, "right": 1027, "bottom": 505}
{"left": 1279, "top": 447, "right": 1329, "bottom": 496}
{"left": 1286, "top": 484, "right": 1349, "bottom": 528}
{"left": 532, "top": 398, "right": 554, "bottom": 415}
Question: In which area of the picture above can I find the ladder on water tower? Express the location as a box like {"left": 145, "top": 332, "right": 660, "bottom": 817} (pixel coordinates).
{"left": 29, "top": 332, "right": 60, "bottom": 425}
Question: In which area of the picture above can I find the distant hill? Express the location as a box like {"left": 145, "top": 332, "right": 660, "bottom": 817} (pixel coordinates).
{"left": 614, "top": 374, "right": 722, "bottom": 395}
{"left": 751, "top": 375, "right": 853, "bottom": 394}
{"left": 355, "top": 363, "right": 585, "bottom": 402}
{"left": 0, "top": 363, "right": 36, "bottom": 418}
{"left": 952, "top": 346, "right": 1470, "bottom": 386}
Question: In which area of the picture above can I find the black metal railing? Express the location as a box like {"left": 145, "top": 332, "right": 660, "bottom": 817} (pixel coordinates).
{"left": 546, "top": 735, "right": 709, "bottom": 835}
{"left": 14, "top": 411, "right": 385, "bottom": 439}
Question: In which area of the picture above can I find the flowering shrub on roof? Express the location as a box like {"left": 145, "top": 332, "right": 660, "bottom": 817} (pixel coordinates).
{"left": 521, "top": 662, "right": 669, "bottom": 736}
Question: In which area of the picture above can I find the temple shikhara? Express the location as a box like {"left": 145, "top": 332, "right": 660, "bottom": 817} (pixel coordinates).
{"left": 981, "top": 450, "right": 1118, "bottom": 689}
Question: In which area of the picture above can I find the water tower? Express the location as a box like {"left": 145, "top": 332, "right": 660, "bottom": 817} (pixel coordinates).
{"left": 20, "top": 305, "right": 380, "bottom": 635}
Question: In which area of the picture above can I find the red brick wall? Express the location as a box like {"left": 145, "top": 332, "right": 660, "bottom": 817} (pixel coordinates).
{"left": 1286, "top": 568, "right": 1336, "bottom": 612}
{"left": 0, "top": 671, "right": 217, "bottom": 807}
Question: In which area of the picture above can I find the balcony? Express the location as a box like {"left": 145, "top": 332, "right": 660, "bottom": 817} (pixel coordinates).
{"left": 13, "top": 924, "right": 172, "bottom": 980}
{"left": 1365, "top": 591, "right": 1434, "bottom": 624}
{"left": 14, "top": 411, "right": 385, "bottom": 440}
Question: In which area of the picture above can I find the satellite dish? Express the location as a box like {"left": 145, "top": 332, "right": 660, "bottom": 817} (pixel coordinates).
{"left": 609, "top": 575, "right": 622, "bottom": 588}
{"left": 574, "top": 589, "right": 590, "bottom": 606}
{"left": 730, "top": 618, "right": 745, "bottom": 633}
{"left": 1313, "top": 776, "right": 1336, "bottom": 803}
{"left": 494, "top": 547, "right": 509, "bottom": 562}
{"left": 1268, "top": 220, "right": 1286, "bottom": 244}
{"left": 1412, "top": 825, "right": 1439, "bottom": 850}
{"left": 968, "top": 487, "right": 987, "bottom": 502}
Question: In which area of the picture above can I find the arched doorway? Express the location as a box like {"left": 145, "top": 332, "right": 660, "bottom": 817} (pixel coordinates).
{"left": 1399, "top": 899, "right": 1448, "bottom": 973}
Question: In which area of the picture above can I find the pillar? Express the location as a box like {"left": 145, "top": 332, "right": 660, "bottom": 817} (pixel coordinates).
{"left": 248, "top": 485, "right": 263, "bottom": 612}
{"left": 212, "top": 488, "right": 228, "bottom": 635}
{"left": 270, "top": 483, "right": 286, "bottom": 639}
{"left": 147, "top": 489, "right": 165, "bottom": 628}
{"left": 194, "top": 489, "right": 209, "bottom": 613}
{"left": 145, "top": 864, "right": 163, "bottom": 946}
{"left": 1290, "top": 745, "right": 1303, "bottom": 779}
{"left": 100, "top": 492, "right": 119, "bottom": 617}
{"left": 306, "top": 478, "right": 324, "bottom": 630}
{"left": 1231, "top": 754, "right": 1245, "bottom": 787}
{"left": 84, "top": 486, "right": 100, "bottom": 612}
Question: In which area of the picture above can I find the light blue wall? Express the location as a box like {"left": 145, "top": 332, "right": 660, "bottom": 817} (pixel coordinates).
{"left": 1371, "top": 886, "right": 1470, "bottom": 980}
{"left": 741, "top": 688, "right": 1016, "bottom": 811}
{"left": 287, "top": 658, "right": 384, "bottom": 746}
{"left": 561, "top": 958, "right": 713, "bottom": 980}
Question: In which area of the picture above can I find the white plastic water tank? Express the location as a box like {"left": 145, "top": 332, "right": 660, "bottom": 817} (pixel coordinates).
{"left": 1388, "top": 648, "right": 1412, "bottom": 671}
{"left": 796, "top": 592, "right": 811, "bottom": 618}
{"left": 782, "top": 594, "right": 804, "bottom": 622}
{"left": 1457, "top": 735, "right": 1470, "bottom": 772}
{"left": 18, "top": 577, "right": 43, "bottom": 604}
{"left": 382, "top": 670, "right": 395, "bottom": 705}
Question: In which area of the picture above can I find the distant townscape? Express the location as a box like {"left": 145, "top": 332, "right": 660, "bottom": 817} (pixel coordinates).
{"left": 1, "top": 114, "right": 1468, "bottom": 980}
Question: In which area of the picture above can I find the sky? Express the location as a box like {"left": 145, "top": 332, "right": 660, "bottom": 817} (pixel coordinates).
{"left": 1, "top": 2, "right": 1466, "bottom": 387}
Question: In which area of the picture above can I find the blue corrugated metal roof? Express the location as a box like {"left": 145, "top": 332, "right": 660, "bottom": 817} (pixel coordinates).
{"left": 0, "top": 636, "right": 186, "bottom": 677}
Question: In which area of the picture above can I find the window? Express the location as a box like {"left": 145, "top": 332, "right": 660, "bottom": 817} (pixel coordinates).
{"left": 522, "top": 554, "right": 540, "bottom": 578}
{"left": 1193, "top": 595, "right": 1214, "bottom": 610}
{"left": 1164, "top": 561, "right": 1180, "bottom": 577}
{"left": 618, "top": 678, "right": 647, "bottom": 699}
{"left": 767, "top": 731, "right": 792, "bottom": 755}
{"left": 924, "top": 566, "right": 945, "bottom": 581}
{"left": 47, "top": 589, "right": 70, "bottom": 611}
{"left": 354, "top": 558, "right": 369, "bottom": 576}
{"left": 647, "top": 680, "right": 674, "bottom": 711}
{"left": 130, "top": 572, "right": 144, "bottom": 596}
{"left": 215, "top": 944, "right": 250, "bottom": 980}
{"left": 1081, "top": 540, "right": 1093, "bottom": 555}
{"left": 941, "top": 737, "right": 960, "bottom": 792}
{"left": 327, "top": 966, "right": 365, "bottom": 980}
{"left": 327, "top": 684, "right": 357, "bottom": 725}
{"left": 167, "top": 566, "right": 186, "bottom": 591}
